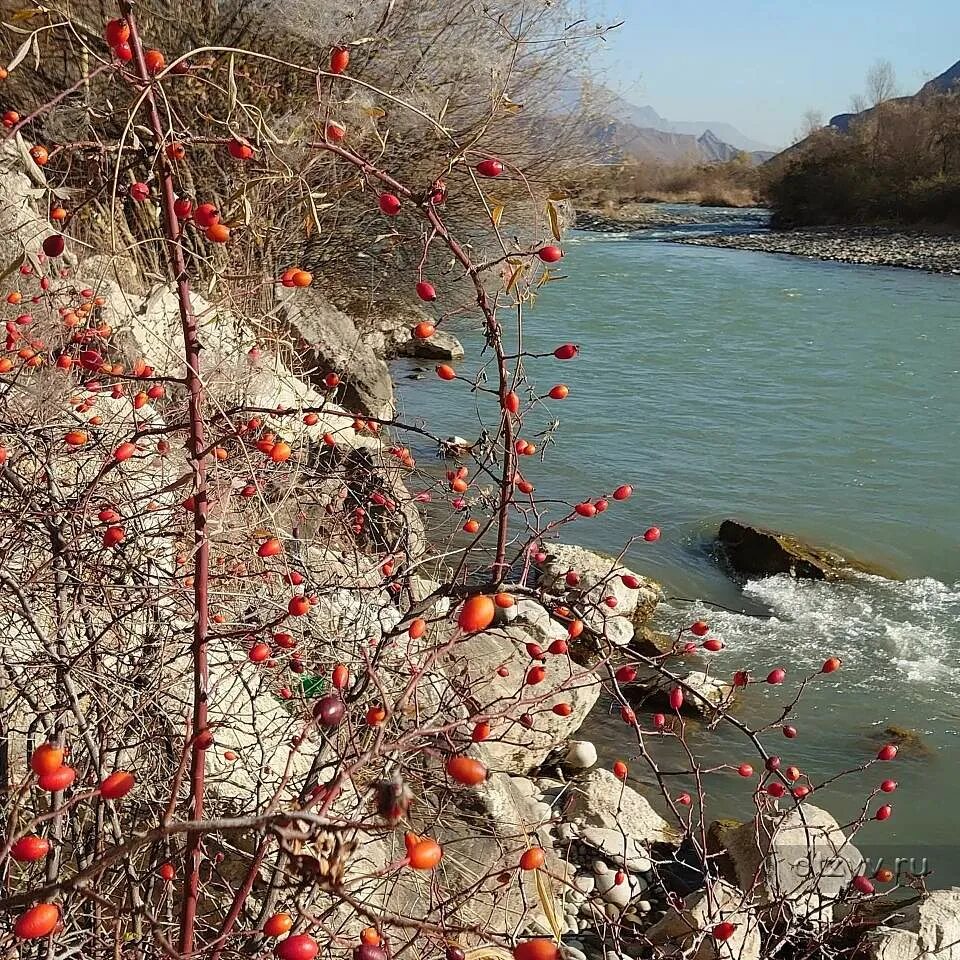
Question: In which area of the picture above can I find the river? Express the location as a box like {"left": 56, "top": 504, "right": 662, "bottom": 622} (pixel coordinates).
{"left": 393, "top": 209, "right": 960, "bottom": 888}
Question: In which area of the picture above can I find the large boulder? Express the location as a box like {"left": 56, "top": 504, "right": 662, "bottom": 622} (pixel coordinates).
{"left": 443, "top": 602, "right": 601, "bottom": 774}
{"left": 716, "top": 520, "right": 896, "bottom": 581}
{"left": 865, "top": 888, "right": 960, "bottom": 960}
{"left": 565, "top": 768, "right": 678, "bottom": 847}
{"left": 721, "top": 803, "right": 864, "bottom": 923}
{"left": 537, "top": 543, "right": 661, "bottom": 647}
{"left": 276, "top": 287, "right": 395, "bottom": 419}
{"left": 646, "top": 880, "right": 761, "bottom": 960}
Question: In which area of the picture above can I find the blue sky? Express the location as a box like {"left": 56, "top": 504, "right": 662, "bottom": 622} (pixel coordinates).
{"left": 584, "top": 0, "right": 960, "bottom": 147}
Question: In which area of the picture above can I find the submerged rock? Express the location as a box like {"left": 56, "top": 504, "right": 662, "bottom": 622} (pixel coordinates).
{"left": 869, "top": 725, "right": 934, "bottom": 759}
{"left": 716, "top": 519, "right": 897, "bottom": 582}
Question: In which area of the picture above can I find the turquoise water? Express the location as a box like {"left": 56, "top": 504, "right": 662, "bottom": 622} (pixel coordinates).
{"left": 394, "top": 216, "right": 960, "bottom": 887}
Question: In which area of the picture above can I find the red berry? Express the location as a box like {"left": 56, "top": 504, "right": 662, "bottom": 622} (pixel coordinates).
{"left": 329, "top": 46, "right": 350, "bottom": 74}
{"left": 537, "top": 245, "right": 563, "bottom": 263}
{"left": 612, "top": 760, "right": 628, "bottom": 781}
{"left": 644, "top": 527, "right": 661, "bottom": 542}
{"left": 10, "top": 836, "right": 50, "bottom": 862}
{"left": 194, "top": 203, "right": 219, "bottom": 228}
{"left": 668, "top": 687, "right": 684, "bottom": 711}
{"left": 105, "top": 18, "right": 130, "bottom": 46}
{"left": 877, "top": 744, "right": 898, "bottom": 761}
{"left": 821, "top": 656, "right": 842, "bottom": 673}
{"left": 875, "top": 804, "right": 892, "bottom": 821}
{"left": 548, "top": 384, "right": 568, "bottom": 400}
{"left": 129, "top": 182, "right": 150, "bottom": 202}
{"left": 713, "top": 922, "right": 736, "bottom": 941}
{"left": 691, "top": 620, "right": 709, "bottom": 637}
{"left": 880, "top": 779, "right": 897, "bottom": 793}
{"left": 766, "top": 667, "right": 786, "bottom": 685}
{"left": 378, "top": 193, "right": 401, "bottom": 216}
{"left": 42, "top": 235, "right": 65, "bottom": 258}
{"left": 553, "top": 343, "right": 578, "bottom": 360}
{"left": 143, "top": 49, "right": 165, "bottom": 74}
{"left": 476, "top": 158, "right": 503, "bottom": 178}
{"left": 100, "top": 770, "right": 135, "bottom": 799}
{"left": 737, "top": 763, "right": 754, "bottom": 778}
{"left": 852, "top": 875, "right": 875, "bottom": 895}
{"left": 227, "top": 138, "right": 254, "bottom": 160}
{"left": 783, "top": 725, "right": 798, "bottom": 738}
{"left": 114, "top": 41, "right": 133, "bottom": 62}
{"left": 415, "top": 281, "right": 436, "bottom": 302}
{"left": 275, "top": 934, "right": 319, "bottom": 960}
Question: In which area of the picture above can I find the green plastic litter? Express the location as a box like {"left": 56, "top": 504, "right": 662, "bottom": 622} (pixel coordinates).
{"left": 300, "top": 675, "right": 328, "bottom": 698}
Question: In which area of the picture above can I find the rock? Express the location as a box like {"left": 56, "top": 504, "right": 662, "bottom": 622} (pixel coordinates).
{"left": 561, "top": 942, "right": 588, "bottom": 960}
{"left": 563, "top": 740, "right": 599, "bottom": 771}
{"left": 722, "top": 803, "right": 864, "bottom": 923}
{"left": 626, "top": 670, "right": 735, "bottom": 719}
{"left": 537, "top": 543, "right": 662, "bottom": 647}
{"left": 864, "top": 889, "right": 960, "bottom": 960}
{"left": 578, "top": 828, "right": 655, "bottom": 873}
{"left": 566, "top": 768, "right": 678, "bottom": 846}
{"left": 442, "top": 605, "right": 600, "bottom": 774}
{"left": 869, "top": 725, "right": 933, "bottom": 759}
{"left": 632, "top": 623, "right": 676, "bottom": 657}
{"left": 596, "top": 870, "right": 633, "bottom": 908}
{"left": 716, "top": 519, "right": 897, "bottom": 582}
{"left": 276, "top": 288, "right": 395, "bottom": 419}
{"left": 706, "top": 819, "right": 746, "bottom": 885}
{"left": 397, "top": 328, "right": 464, "bottom": 361}
{"left": 646, "top": 881, "right": 761, "bottom": 960}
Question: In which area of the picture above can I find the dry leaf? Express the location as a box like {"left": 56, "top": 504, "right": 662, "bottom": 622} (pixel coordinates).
{"left": 6, "top": 31, "right": 34, "bottom": 71}
{"left": 464, "top": 949, "right": 513, "bottom": 960}
{"left": 546, "top": 201, "right": 562, "bottom": 242}
{"left": 535, "top": 869, "right": 563, "bottom": 943}
{"left": 491, "top": 204, "right": 505, "bottom": 228}
{"left": 362, "top": 106, "right": 387, "bottom": 119}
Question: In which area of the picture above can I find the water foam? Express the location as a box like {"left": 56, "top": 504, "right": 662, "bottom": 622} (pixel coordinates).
{"left": 657, "top": 573, "right": 960, "bottom": 694}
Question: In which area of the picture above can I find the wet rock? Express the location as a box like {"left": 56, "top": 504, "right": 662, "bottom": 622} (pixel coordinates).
{"left": 646, "top": 881, "right": 761, "bottom": 960}
{"left": 870, "top": 725, "right": 934, "bottom": 759}
{"left": 632, "top": 623, "right": 676, "bottom": 657}
{"left": 716, "top": 519, "right": 897, "bottom": 582}
{"left": 396, "top": 328, "right": 464, "bottom": 361}
{"left": 864, "top": 889, "right": 960, "bottom": 960}
{"left": 626, "top": 670, "right": 736, "bottom": 719}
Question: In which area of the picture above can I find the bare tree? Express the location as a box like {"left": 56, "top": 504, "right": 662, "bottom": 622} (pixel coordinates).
{"left": 866, "top": 58, "right": 899, "bottom": 106}
{"left": 797, "top": 109, "right": 824, "bottom": 140}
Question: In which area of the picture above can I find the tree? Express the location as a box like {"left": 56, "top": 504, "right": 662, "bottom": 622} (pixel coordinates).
{"left": 797, "top": 108, "right": 824, "bottom": 141}
{"left": 866, "top": 58, "right": 899, "bottom": 106}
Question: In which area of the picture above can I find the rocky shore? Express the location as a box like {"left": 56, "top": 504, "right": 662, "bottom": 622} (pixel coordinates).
{"left": 672, "top": 225, "right": 960, "bottom": 275}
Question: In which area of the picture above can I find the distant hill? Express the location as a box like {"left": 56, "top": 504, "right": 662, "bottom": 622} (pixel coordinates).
{"left": 572, "top": 87, "right": 776, "bottom": 166}
{"left": 603, "top": 94, "right": 777, "bottom": 154}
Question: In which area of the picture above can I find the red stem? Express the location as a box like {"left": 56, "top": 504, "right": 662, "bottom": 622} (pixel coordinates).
{"left": 119, "top": 5, "right": 211, "bottom": 954}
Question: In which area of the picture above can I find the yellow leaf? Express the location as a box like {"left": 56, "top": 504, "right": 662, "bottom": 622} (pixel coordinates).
{"left": 11, "top": 8, "right": 39, "bottom": 20}
{"left": 548, "top": 189, "right": 569, "bottom": 202}
{"left": 535, "top": 868, "right": 563, "bottom": 943}
{"left": 491, "top": 204, "right": 505, "bottom": 228}
{"left": 362, "top": 106, "right": 386, "bottom": 119}
{"left": 505, "top": 262, "right": 525, "bottom": 294}
{"left": 546, "top": 201, "right": 562, "bottom": 242}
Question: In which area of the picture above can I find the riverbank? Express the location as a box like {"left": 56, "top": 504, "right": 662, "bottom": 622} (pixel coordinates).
{"left": 673, "top": 225, "right": 960, "bottom": 275}
{"left": 575, "top": 203, "right": 748, "bottom": 233}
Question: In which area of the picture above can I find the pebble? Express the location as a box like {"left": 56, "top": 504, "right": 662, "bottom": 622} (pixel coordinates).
{"left": 596, "top": 870, "right": 633, "bottom": 908}
{"left": 564, "top": 740, "right": 598, "bottom": 770}
{"left": 560, "top": 943, "right": 587, "bottom": 960}
{"left": 637, "top": 900, "right": 652, "bottom": 913}
{"left": 574, "top": 875, "right": 595, "bottom": 895}
{"left": 592, "top": 860, "right": 609, "bottom": 876}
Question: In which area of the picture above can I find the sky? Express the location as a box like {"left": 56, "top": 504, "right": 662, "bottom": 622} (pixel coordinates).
{"left": 583, "top": 0, "right": 960, "bottom": 148}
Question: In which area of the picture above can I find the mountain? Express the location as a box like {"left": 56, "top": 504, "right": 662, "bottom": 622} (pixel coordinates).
{"left": 599, "top": 92, "right": 777, "bottom": 153}
{"left": 829, "top": 58, "right": 960, "bottom": 133}
{"left": 575, "top": 89, "right": 775, "bottom": 166}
